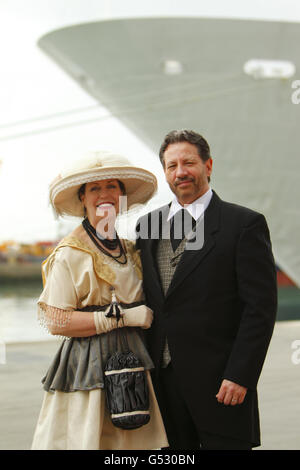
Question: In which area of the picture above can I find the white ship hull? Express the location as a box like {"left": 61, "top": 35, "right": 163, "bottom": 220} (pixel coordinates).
{"left": 37, "top": 14, "right": 300, "bottom": 286}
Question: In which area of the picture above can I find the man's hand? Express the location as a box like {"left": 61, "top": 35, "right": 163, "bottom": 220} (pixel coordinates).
{"left": 216, "top": 379, "right": 247, "bottom": 406}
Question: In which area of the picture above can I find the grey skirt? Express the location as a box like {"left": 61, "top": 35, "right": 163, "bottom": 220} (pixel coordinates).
{"left": 42, "top": 312, "right": 154, "bottom": 393}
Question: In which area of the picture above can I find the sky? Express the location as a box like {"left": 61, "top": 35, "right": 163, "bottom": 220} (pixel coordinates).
{"left": 0, "top": 0, "right": 300, "bottom": 243}
{"left": 0, "top": 1, "right": 172, "bottom": 243}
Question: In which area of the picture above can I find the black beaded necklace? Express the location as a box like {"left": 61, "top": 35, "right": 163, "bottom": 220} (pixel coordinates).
{"left": 82, "top": 218, "right": 127, "bottom": 264}
{"left": 83, "top": 217, "right": 118, "bottom": 249}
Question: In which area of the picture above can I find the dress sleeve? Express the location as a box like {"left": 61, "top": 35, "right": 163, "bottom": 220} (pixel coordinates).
{"left": 38, "top": 248, "right": 78, "bottom": 334}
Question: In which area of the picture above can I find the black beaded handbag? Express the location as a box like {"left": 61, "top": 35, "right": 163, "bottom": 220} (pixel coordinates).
{"left": 104, "top": 299, "right": 150, "bottom": 430}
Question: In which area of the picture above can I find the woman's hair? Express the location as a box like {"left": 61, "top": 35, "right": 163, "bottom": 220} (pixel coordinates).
{"left": 78, "top": 183, "right": 86, "bottom": 202}
{"left": 78, "top": 179, "right": 126, "bottom": 201}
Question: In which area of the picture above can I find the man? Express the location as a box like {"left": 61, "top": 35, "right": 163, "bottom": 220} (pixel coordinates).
{"left": 136, "top": 130, "right": 277, "bottom": 450}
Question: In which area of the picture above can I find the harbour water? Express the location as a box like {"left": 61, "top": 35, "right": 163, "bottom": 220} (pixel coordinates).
{"left": 0, "top": 280, "right": 54, "bottom": 343}
{"left": 0, "top": 280, "right": 300, "bottom": 344}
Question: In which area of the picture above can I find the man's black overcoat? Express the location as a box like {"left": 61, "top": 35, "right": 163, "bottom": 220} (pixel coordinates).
{"left": 136, "top": 192, "right": 277, "bottom": 446}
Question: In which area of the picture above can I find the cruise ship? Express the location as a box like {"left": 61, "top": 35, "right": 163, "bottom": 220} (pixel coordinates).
{"left": 35, "top": 2, "right": 300, "bottom": 289}
{"left": 1, "top": 1, "right": 299, "bottom": 289}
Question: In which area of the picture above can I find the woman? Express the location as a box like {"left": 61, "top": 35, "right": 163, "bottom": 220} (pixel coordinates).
{"left": 31, "top": 151, "right": 168, "bottom": 450}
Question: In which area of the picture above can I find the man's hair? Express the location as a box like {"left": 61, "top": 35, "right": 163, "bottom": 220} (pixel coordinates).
{"left": 159, "top": 129, "right": 211, "bottom": 166}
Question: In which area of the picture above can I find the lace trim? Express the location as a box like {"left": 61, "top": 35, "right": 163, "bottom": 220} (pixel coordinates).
{"left": 38, "top": 302, "right": 73, "bottom": 337}
{"left": 54, "top": 235, "right": 142, "bottom": 281}
{"left": 48, "top": 235, "right": 117, "bottom": 286}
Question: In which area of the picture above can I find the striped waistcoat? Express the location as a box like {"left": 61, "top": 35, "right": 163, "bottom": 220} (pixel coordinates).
{"left": 156, "top": 238, "right": 186, "bottom": 367}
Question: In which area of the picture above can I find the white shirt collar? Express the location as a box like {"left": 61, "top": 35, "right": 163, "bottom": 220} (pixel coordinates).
{"left": 167, "top": 188, "right": 213, "bottom": 222}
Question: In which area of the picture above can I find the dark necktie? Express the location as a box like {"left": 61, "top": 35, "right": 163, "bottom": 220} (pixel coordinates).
{"left": 170, "top": 208, "right": 196, "bottom": 251}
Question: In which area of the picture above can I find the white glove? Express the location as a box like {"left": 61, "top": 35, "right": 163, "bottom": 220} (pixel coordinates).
{"left": 93, "top": 311, "right": 118, "bottom": 335}
{"left": 93, "top": 305, "right": 153, "bottom": 334}
{"left": 122, "top": 305, "right": 153, "bottom": 329}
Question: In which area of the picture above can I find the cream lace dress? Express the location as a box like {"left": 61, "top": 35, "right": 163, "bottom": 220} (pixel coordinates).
{"left": 31, "top": 225, "right": 168, "bottom": 450}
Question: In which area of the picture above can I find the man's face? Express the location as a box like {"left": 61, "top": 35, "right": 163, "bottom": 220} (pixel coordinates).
{"left": 163, "top": 142, "right": 213, "bottom": 205}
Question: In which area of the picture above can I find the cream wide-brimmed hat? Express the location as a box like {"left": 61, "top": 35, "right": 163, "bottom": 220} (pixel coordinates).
{"left": 50, "top": 151, "right": 157, "bottom": 217}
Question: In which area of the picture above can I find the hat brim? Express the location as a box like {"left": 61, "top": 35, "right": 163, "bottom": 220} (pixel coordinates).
{"left": 50, "top": 166, "right": 157, "bottom": 217}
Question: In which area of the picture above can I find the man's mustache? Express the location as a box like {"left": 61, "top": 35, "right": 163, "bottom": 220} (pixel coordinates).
{"left": 174, "top": 177, "right": 195, "bottom": 186}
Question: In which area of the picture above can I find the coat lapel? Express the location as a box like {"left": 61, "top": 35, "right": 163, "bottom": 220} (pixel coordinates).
{"left": 165, "top": 192, "right": 221, "bottom": 299}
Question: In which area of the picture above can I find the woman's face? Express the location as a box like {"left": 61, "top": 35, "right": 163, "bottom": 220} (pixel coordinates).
{"left": 80, "top": 179, "right": 124, "bottom": 231}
